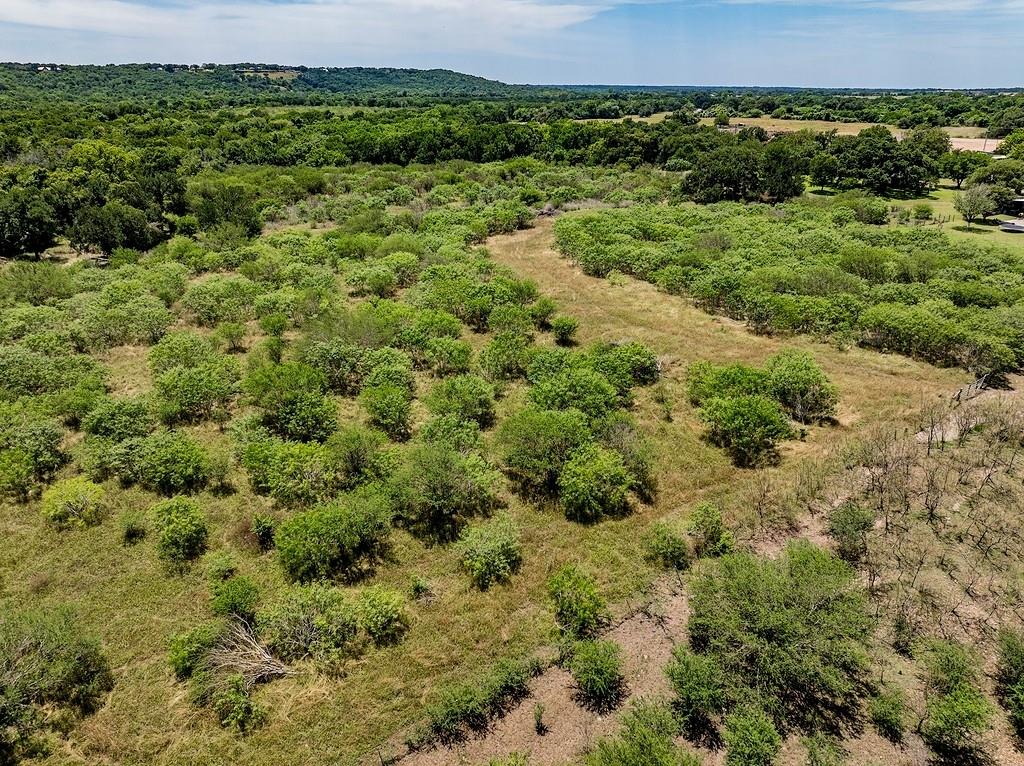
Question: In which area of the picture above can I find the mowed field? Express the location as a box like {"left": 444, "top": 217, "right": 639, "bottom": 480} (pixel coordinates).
{"left": 0, "top": 213, "right": 966, "bottom": 766}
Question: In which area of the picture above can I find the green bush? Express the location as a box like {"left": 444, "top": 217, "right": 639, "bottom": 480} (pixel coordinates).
{"left": 478, "top": 331, "right": 531, "bottom": 381}
{"left": 419, "top": 657, "right": 541, "bottom": 746}
{"left": 551, "top": 315, "right": 579, "bottom": 346}
{"left": 530, "top": 297, "right": 557, "bottom": 329}
{"left": 687, "top": 360, "right": 768, "bottom": 406}
{"left": 274, "top": 495, "right": 391, "bottom": 583}
{"left": 359, "top": 383, "right": 411, "bottom": 440}
{"left": 688, "top": 501, "right": 734, "bottom": 558}
{"left": 700, "top": 395, "right": 793, "bottom": 467}
{"left": 40, "top": 477, "right": 106, "bottom": 529}
{"left": 136, "top": 430, "right": 212, "bottom": 495}
{"left": 426, "top": 374, "right": 496, "bottom": 427}
{"left": 868, "top": 687, "right": 907, "bottom": 743}
{"left": 763, "top": 349, "right": 838, "bottom": 424}
{"left": 258, "top": 584, "right": 359, "bottom": 664}
{"left": 585, "top": 700, "right": 702, "bottom": 766}
{"left": 644, "top": 521, "right": 691, "bottom": 570}
{"left": 529, "top": 368, "right": 618, "bottom": 421}
{"left": 388, "top": 444, "right": 500, "bottom": 542}
{"left": 497, "top": 407, "right": 593, "bottom": 498}
{"left": 998, "top": 627, "right": 1024, "bottom": 736}
{"left": 920, "top": 640, "right": 994, "bottom": 756}
{"left": 211, "top": 576, "right": 260, "bottom": 622}
{"left": 596, "top": 412, "right": 658, "bottom": 502}
{"left": 243, "top": 362, "right": 337, "bottom": 442}
{"left": 688, "top": 541, "right": 871, "bottom": 725}
{"left": 455, "top": 513, "right": 523, "bottom": 589}
{"left": 0, "top": 608, "right": 114, "bottom": 761}
{"left": 424, "top": 337, "right": 472, "bottom": 376}
{"left": 149, "top": 330, "right": 218, "bottom": 375}
{"left": 558, "top": 444, "right": 632, "bottom": 522}
{"left": 154, "top": 358, "right": 239, "bottom": 424}
{"left": 419, "top": 414, "right": 483, "bottom": 453}
{"left": 665, "top": 645, "right": 725, "bottom": 728}
{"left": 168, "top": 622, "right": 223, "bottom": 680}
{"left": 153, "top": 497, "right": 209, "bottom": 565}
{"left": 547, "top": 564, "right": 608, "bottom": 638}
{"left": 723, "top": 706, "right": 781, "bottom": 766}
{"left": 569, "top": 639, "right": 625, "bottom": 712}
{"left": 357, "top": 586, "right": 410, "bottom": 646}
{"left": 212, "top": 674, "right": 267, "bottom": 733}
{"left": 82, "top": 397, "right": 154, "bottom": 442}
{"left": 826, "top": 502, "right": 874, "bottom": 563}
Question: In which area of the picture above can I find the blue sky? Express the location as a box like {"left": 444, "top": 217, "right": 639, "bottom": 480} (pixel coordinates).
{"left": 1, "top": 0, "right": 1022, "bottom": 87}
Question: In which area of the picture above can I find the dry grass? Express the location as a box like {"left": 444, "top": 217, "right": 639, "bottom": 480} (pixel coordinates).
{"left": 0, "top": 217, "right": 970, "bottom": 766}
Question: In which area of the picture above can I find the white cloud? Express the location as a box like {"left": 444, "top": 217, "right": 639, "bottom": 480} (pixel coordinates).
{"left": 0, "top": 0, "right": 607, "bottom": 61}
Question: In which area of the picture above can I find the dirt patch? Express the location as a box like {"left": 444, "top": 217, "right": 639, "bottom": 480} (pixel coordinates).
{"left": 397, "top": 580, "right": 689, "bottom": 766}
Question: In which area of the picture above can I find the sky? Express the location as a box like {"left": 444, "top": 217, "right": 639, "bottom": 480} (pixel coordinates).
{"left": 0, "top": 0, "right": 1022, "bottom": 88}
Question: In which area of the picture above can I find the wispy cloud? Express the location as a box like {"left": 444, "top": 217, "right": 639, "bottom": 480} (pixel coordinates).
{"left": 0, "top": 0, "right": 607, "bottom": 58}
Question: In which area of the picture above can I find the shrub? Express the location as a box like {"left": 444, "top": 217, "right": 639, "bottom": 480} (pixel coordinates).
{"left": 478, "top": 331, "right": 531, "bottom": 381}
{"left": 826, "top": 502, "right": 874, "bottom": 563}
{"left": 688, "top": 501, "right": 734, "bottom": 558}
{"left": 149, "top": 331, "right": 218, "bottom": 375}
{"left": 700, "top": 395, "right": 793, "bottom": 467}
{"left": 243, "top": 362, "right": 336, "bottom": 442}
{"left": 801, "top": 733, "right": 845, "bottom": 766}
{"left": 687, "top": 360, "right": 768, "bottom": 406}
{"left": 82, "top": 397, "right": 154, "bottom": 442}
{"left": 258, "top": 584, "right": 360, "bottom": 664}
{"left": 585, "top": 700, "right": 702, "bottom": 766}
{"left": 212, "top": 674, "right": 267, "bottom": 733}
{"left": 0, "top": 608, "right": 114, "bottom": 761}
{"left": 547, "top": 564, "right": 608, "bottom": 639}
{"left": 153, "top": 497, "right": 209, "bottom": 565}
{"left": 251, "top": 513, "right": 276, "bottom": 552}
{"left": 40, "top": 477, "right": 106, "bottom": 529}
{"left": 868, "top": 687, "right": 907, "bottom": 743}
{"left": 154, "top": 359, "right": 239, "bottom": 424}
{"left": 998, "top": 628, "right": 1024, "bottom": 736}
{"left": 530, "top": 297, "right": 557, "bottom": 328}
{"left": 136, "top": 430, "right": 212, "bottom": 495}
{"left": 419, "top": 657, "right": 541, "bottom": 746}
{"left": 558, "top": 444, "right": 632, "bottom": 522}
{"left": 425, "top": 337, "right": 472, "bottom": 376}
{"left": 644, "top": 522, "right": 691, "bottom": 570}
{"left": 388, "top": 444, "right": 500, "bottom": 543}
{"left": 324, "top": 424, "right": 387, "bottom": 490}
{"left": 426, "top": 374, "right": 496, "bottom": 427}
{"left": 551, "top": 316, "right": 579, "bottom": 346}
{"left": 763, "top": 349, "right": 838, "bottom": 424}
{"left": 920, "top": 640, "right": 994, "bottom": 756}
{"left": 665, "top": 645, "right": 725, "bottom": 727}
{"left": 569, "top": 640, "right": 625, "bottom": 712}
{"left": 168, "top": 622, "right": 223, "bottom": 680}
{"left": 596, "top": 412, "right": 658, "bottom": 502}
{"left": 419, "top": 414, "right": 482, "bottom": 453}
{"left": 359, "top": 383, "right": 411, "bottom": 440}
{"left": 688, "top": 541, "right": 871, "bottom": 725}
{"left": 455, "top": 513, "right": 523, "bottom": 589}
{"left": 211, "top": 577, "right": 260, "bottom": 622}
{"left": 529, "top": 368, "right": 618, "bottom": 420}
{"left": 357, "top": 587, "right": 410, "bottom": 646}
{"left": 497, "top": 408, "right": 593, "bottom": 498}
{"left": 274, "top": 495, "right": 391, "bottom": 583}
{"left": 723, "top": 706, "right": 781, "bottom": 766}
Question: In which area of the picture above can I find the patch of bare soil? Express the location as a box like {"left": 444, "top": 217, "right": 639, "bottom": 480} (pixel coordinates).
{"left": 396, "top": 580, "right": 689, "bottom": 766}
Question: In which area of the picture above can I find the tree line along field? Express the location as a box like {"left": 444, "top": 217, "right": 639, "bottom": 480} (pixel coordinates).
{"left": 4, "top": 68, "right": 1024, "bottom": 766}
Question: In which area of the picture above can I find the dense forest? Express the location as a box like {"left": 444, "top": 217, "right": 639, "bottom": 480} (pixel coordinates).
{"left": 3, "top": 65, "right": 1024, "bottom": 766}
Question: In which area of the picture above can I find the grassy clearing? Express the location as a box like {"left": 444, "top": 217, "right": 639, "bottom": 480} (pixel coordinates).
{"left": 805, "top": 182, "right": 1024, "bottom": 254}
